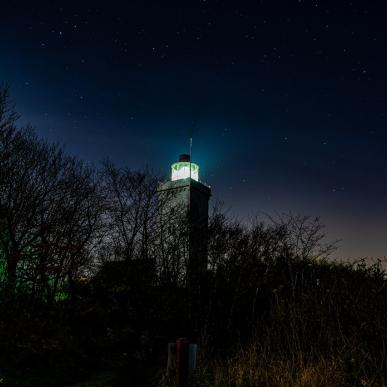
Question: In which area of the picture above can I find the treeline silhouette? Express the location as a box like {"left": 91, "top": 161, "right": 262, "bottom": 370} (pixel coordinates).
{"left": 1, "top": 85, "right": 387, "bottom": 386}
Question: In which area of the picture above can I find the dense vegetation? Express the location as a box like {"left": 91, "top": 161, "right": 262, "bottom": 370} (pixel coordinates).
{"left": 1, "top": 85, "right": 387, "bottom": 386}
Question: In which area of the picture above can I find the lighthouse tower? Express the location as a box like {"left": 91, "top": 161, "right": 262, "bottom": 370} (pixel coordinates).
{"left": 158, "top": 153, "right": 211, "bottom": 288}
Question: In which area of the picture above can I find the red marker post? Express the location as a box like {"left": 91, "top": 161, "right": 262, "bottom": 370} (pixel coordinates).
{"left": 176, "top": 337, "right": 189, "bottom": 387}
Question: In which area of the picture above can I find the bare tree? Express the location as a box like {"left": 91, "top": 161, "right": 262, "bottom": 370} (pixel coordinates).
{"left": 29, "top": 159, "right": 104, "bottom": 303}
{"left": 0, "top": 86, "right": 104, "bottom": 302}
{"left": 155, "top": 189, "right": 190, "bottom": 286}
{"left": 100, "top": 161, "right": 159, "bottom": 263}
{"left": 204, "top": 208, "right": 338, "bottom": 336}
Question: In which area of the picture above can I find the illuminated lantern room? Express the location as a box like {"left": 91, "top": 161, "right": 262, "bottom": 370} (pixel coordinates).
{"left": 171, "top": 154, "right": 199, "bottom": 182}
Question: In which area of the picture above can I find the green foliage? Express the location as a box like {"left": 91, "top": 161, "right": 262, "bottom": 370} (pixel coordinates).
{"left": 0, "top": 251, "right": 5, "bottom": 285}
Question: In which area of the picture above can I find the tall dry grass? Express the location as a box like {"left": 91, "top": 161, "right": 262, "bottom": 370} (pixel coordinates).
{"left": 159, "top": 342, "right": 386, "bottom": 387}
{"left": 206, "top": 346, "right": 384, "bottom": 387}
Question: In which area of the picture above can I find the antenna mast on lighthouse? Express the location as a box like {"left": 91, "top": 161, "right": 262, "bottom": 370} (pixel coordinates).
{"left": 189, "top": 137, "right": 192, "bottom": 179}
{"left": 188, "top": 136, "right": 192, "bottom": 224}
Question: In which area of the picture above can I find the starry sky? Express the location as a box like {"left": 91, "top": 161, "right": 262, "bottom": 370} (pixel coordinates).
{"left": 1, "top": 1, "right": 386, "bottom": 260}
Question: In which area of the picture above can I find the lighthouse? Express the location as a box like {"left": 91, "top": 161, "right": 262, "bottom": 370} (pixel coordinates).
{"left": 158, "top": 152, "right": 211, "bottom": 288}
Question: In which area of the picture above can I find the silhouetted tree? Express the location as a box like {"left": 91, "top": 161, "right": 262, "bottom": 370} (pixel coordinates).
{"left": 0, "top": 86, "right": 104, "bottom": 304}
{"left": 100, "top": 162, "right": 159, "bottom": 263}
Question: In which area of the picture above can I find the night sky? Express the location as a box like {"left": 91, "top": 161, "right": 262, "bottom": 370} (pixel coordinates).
{"left": 1, "top": 1, "right": 386, "bottom": 260}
